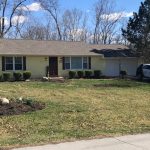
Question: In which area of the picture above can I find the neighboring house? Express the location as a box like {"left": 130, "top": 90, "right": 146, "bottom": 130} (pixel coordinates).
{"left": 0, "top": 39, "right": 141, "bottom": 78}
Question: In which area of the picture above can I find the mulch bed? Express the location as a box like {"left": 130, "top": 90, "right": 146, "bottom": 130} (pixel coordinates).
{"left": 0, "top": 101, "right": 45, "bottom": 116}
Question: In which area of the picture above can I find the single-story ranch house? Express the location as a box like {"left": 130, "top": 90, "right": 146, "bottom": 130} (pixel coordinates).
{"left": 0, "top": 39, "right": 141, "bottom": 78}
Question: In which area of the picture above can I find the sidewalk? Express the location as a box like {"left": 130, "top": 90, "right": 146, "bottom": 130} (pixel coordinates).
{"left": 13, "top": 133, "right": 150, "bottom": 150}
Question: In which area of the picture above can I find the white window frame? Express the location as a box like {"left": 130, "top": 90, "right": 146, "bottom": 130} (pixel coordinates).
{"left": 64, "top": 57, "right": 89, "bottom": 70}
{"left": 5, "top": 56, "right": 23, "bottom": 71}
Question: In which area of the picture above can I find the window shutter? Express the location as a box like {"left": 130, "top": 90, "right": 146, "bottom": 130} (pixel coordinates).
{"left": 88, "top": 57, "right": 91, "bottom": 69}
{"left": 23, "top": 56, "right": 26, "bottom": 70}
{"left": 2, "top": 56, "right": 5, "bottom": 71}
{"left": 62, "top": 57, "right": 65, "bottom": 70}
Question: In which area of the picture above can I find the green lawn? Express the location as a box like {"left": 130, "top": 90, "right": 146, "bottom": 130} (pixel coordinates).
{"left": 0, "top": 79, "right": 150, "bottom": 148}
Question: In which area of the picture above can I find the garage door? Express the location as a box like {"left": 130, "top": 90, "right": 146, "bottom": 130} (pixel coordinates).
{"left": 105, "top": 60, "right": 120, "bottom": 76}
{"left": 121, "top": 59, "right": 138, "bottom": 76}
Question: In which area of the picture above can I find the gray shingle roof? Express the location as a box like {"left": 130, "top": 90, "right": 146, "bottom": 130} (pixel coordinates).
{"left": 0, "top": 39, "right": 137, "bottom": 57}
{"left": 90, "top": 44, "right": 138, "bottom": 57}
{"left": 0, "top": 39, "right": 102, "bottom": 56}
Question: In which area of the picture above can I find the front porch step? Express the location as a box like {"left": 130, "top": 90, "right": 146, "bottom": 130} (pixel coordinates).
{"left": 42, "top": 77, "right": 65, "bottom": 82}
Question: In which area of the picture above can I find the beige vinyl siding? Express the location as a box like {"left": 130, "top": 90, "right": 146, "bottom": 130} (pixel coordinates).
{"left": 26, "top": 56, "right": 49, "bottom": 78}
{"left": 0, "top": 56, "right": 49, "bottom": 78}
{"left": 58, "top": 56, "right": 105, "bottom": 77}
{"left": 91, "top": 56, "right": 105, "bottom": 75}
{"left": 0, "top": 55, "right": 141, "bottom": 78}
{"left": 1, "top": 56, "right": 104, "bottom": 78}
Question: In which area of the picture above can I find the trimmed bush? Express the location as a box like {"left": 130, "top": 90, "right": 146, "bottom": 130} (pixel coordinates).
{"left": 77, "top": 71, "right": 84, "bottom": 78}
{"left": 3, "top": 72, "right": 11, "bottom": 81}
{"left": 13, "top": 72, "right": 22, "bottom": 81}
{"left": 94, "top": 70, "right": 102, "bottom": 78}
{"left": 69, "top": 71, "right": 76, "bottom": 79}
{"left": 23, "top": 71, "right": 31, "bottom": 80}
{"left": 120, "top": 70, "right": 127, "bottom": 79}
{"left": 85, "top": 71, "right": 92, "bottom": 78}
{"left": 0, "top": 75, "right": 2, "bottom": 82}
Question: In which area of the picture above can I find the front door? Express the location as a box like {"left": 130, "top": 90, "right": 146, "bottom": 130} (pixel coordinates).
{"left": 49, "top": 57, "right": 58, "bottom": 76}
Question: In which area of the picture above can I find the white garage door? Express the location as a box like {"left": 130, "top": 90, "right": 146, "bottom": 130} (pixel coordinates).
{"left": 105, "top": 60, "right": 120, "bottom": 76}
{"left": 121, "top": 59, "right": 138, "bottom": 76}
{"left": 104, "top": 59, "right": 138, "bottom": 77}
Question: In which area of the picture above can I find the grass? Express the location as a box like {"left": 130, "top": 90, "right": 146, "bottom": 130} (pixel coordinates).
{"left": 0, "top": 79, "right": 150, "bottom": 148}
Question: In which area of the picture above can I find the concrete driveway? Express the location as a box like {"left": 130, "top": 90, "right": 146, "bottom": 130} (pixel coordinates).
{"left": 13, "top": 134, "right": 150, "bottom": 150}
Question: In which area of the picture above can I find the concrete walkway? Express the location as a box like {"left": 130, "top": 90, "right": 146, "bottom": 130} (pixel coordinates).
{"left": 13, "top": 134, "right": 150, "bottom": 150}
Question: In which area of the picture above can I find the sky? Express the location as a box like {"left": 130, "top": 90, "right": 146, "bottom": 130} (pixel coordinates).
{"left": 60, "top": 0, "right": 144, "bottom": 12}
{"left": 25, "top": 0, "right": 144, "bottom": 25}
{"left": 3, "top": 0, "right": 145, "bottom": 28}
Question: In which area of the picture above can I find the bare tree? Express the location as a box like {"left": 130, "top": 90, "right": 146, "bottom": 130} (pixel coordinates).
{"left": 7, "top": 17, "right": 26, "bottom": 39}
{"left": 93, "top": 0, "right": 106, "bottom": 44}
{"left": 0, "top": 0, "right": 28, "bottom": 38}
{"left": 100, "top": 20, "right": 120, "bottom": 44}
{"left": 93, "top": 0, "right": 122, "bottom": 44}
{"left": 113, "top": 18, "right": 130, "bottom": 45}
{"left": 62, "top": 8, "right": 88, "bottom": 41}
{"left": 79, "top": 14, "right": 88, "bottom": 42}
{"left": 21, "top": 21, "right": 48, "bottom": 40}
{"left": 7, "top": 9, "right": 29, "bottom": 39}
{"left": 36, "top": 0, "right": 62, "bottom": 40}
{"left": 22, "top": 25, "right": 45, "bottom": 40}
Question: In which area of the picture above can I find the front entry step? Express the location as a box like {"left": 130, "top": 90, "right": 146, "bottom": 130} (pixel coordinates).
{"left": 42, "top": 77, "right": 65, "bottom": 82}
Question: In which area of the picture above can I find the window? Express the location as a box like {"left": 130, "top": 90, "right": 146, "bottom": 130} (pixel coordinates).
{"left": 15, "top": 57, "right": 23, "bottom": 70}
{"left": 83, "top": 57, "right": 88, "bottom": 69}
{"left": 71, "top": 57, "right": 82, "bottom": 69}
{"left": 64, "top": 57, "right": 90, "bottom": 70}
{"left": 5, "top": 57, "right": 13, "bottom": 70}
{"left": 147, "top": 66, "right": 150, "bottom": 70}
{"left": 5, "top": 57, "right": 23, "bottom": 71}
{"left": 64, "top": 57, "right": 70, "bottom": 69}
{"left": 143, "top": 65, "right": 150, "bottom": 70}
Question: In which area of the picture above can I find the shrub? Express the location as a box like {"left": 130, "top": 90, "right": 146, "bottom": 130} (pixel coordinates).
{"left": 77, "top": 71, "right": 84, "bottom": 78}
{"left": 94, "top": 70, "right": 102, "bottom": 78}
{"left": 23, "top": 71, "right": 31, "bottom": 80}
{"left": 120, "top": 70, "right": 127, "bottom": 79}
{"left": 0, "top": 75, "right": 2, "bottom": 82}
{"left": 23, "top": 98, "right": 34, "bottom": 106}
{"left": 26, "top": 99, "right": 33, "bottom": 106}
{"left": 3, "top": 72, "right": 11, "bottom": 81}
{"left": 69, "top": 71, "right": 76, "bottom": 79}
{"left": 13, "top": 72, "right": 22, "bottom": 81}
{"left": 85, "top": 71, "right": 92, "bottom": 78}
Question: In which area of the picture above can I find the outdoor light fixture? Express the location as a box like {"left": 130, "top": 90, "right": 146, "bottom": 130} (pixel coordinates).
{"left": 45, "top": 57, "right": 48, "bottom": 61}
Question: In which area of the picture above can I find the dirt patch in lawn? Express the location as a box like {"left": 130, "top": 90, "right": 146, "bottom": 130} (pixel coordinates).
{"left": 0, "top": 100, "right": 45, "bottom": 116}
